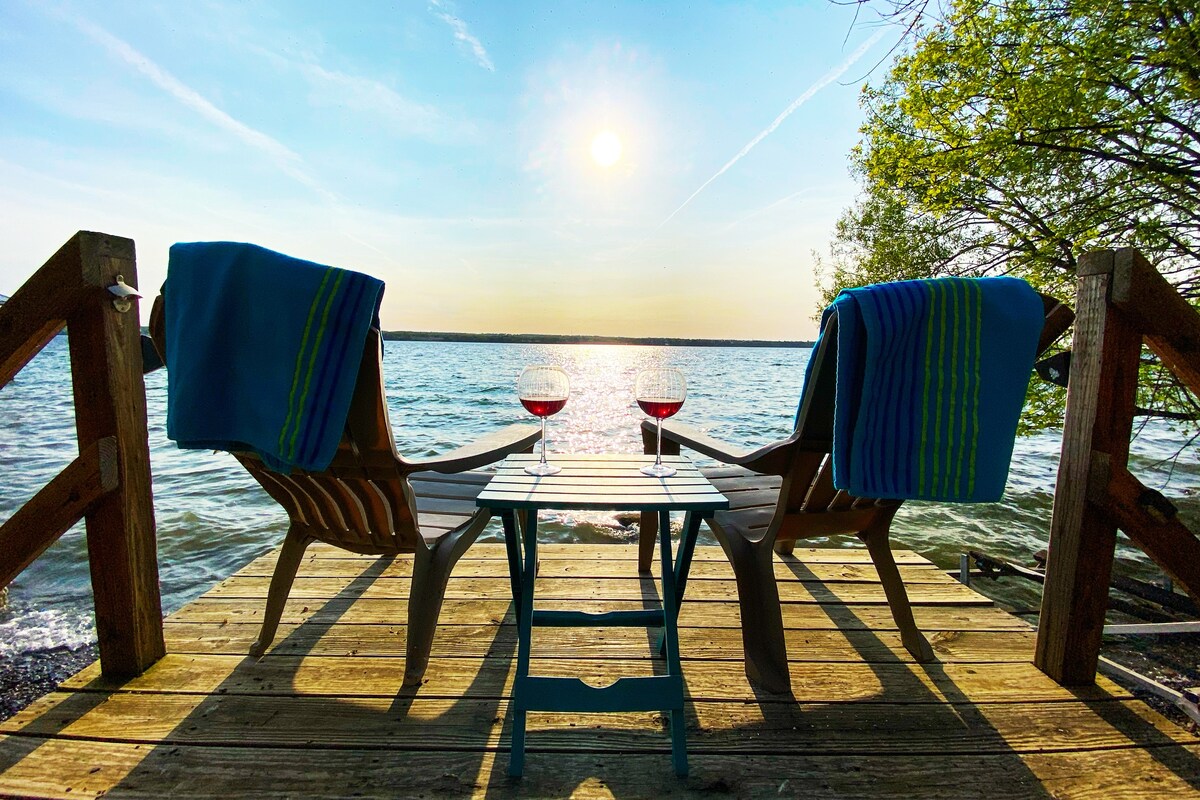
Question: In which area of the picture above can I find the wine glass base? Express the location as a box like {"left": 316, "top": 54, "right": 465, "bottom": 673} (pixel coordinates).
{"left": 524, "top": 462, "right": 562, "bottom": 476}
{"left": 640, "top": 463, "right": 677, "bottom": 478}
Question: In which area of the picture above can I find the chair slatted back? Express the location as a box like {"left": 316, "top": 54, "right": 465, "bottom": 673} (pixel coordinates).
{"left": 233, "top": 329, "right": 424, "bottom": 555}
{"left": 149, "top": 296, "right": 424, "bottom": 555}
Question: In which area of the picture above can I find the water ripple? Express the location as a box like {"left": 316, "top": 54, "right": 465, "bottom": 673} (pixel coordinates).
{"left": 1, "top": 337, "right": 1196, "bottom": 659}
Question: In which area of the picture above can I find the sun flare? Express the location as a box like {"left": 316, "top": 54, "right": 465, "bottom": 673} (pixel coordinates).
{"left": 590, "top": 130, "right": 622, "bottom": 167}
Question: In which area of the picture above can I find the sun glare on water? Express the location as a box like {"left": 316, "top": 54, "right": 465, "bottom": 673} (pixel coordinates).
{"left": 590, "top": 130, "right": 622, "bottom": 168}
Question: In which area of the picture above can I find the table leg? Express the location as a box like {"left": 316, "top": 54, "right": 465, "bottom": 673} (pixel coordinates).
{"left": 501, "top": 510, "right": 522, "bottom": 624}
{"left": 657, "top": 511, "right": 703, "bottom": 658}
{"left": 509, "top": 508, "right": 539, "bottom": 778}
{"left": 657, "top": 509, "right": 688, "bottom": 777}
{"left": 674, "top": 511, "right": 703, "bottom": 611}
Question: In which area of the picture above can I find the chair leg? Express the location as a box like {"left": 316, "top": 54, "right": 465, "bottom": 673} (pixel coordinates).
{"left": 404, "top": 516, "right": 487, "bottom": 685}
{"left": 773, "top": 539, "right": 796, "bottom": 556}
{"left": 638, "top": 422, "right": 676, "bottom": 574}
{"left": 638, "top": 511, "right": 657, "bottom": 573}
{"left": 713, "top": 526, "right": 792, "bottom": 694}
{"left": 860, "top": 526, "right": 936, "bottom": 663}
{"left": 250, "top": 526, "right": 313, "bottom": 657}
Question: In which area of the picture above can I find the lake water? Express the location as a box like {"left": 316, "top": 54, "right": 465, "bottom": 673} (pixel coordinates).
{"left": 2, "top": 336, "right": 1198, "bottom": 661}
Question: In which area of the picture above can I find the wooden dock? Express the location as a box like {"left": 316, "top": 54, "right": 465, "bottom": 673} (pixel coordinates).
{"left": 2, "top": 543, "right": 1199, "bottom": 798}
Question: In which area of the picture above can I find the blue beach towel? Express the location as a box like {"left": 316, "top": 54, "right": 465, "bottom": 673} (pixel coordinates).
{"left": 164, "top": 242, "right": 385, "bottom": 473}
{"left": 811, "top": 277, "right": 1043, "bottom": 502}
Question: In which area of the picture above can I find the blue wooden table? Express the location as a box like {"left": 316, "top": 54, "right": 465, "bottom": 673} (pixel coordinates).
{"left": 476, "top": 453, "right": 729, "bottom": 778}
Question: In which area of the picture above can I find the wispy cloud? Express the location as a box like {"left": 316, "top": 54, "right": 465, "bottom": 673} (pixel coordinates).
{"left": 660, "top": 28, "right": 886, "bottom": 227}
{"left": 720, "top": 190, "right": 808, "bottom": 234}
{"left": 429, "top": 0, "right": 495, "bottom": 72}
{"left": 57, "top": 9, "right": 333, "bottom": 200}
{"left": 300, "top": 62, "right": 444, "bottom": 137}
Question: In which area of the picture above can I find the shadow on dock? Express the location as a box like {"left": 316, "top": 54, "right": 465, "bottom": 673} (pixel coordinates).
{"left": 4, "top": 544, "right": 1200, "bottom": 797}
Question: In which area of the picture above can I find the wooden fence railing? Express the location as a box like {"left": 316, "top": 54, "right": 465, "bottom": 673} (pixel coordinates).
{"left": 0, "top": 231, "right": 163, "bottom": 678}
{"left": 1036, "top": 247, "right": 1200, "bottom": 685}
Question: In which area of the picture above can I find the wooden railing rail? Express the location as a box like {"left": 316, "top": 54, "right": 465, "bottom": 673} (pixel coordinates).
{"left": 1036, "top": 247, "right": 1200, "bottom": 685}
{"left": 0, "top": 231, "right": 164, "bottom": 678}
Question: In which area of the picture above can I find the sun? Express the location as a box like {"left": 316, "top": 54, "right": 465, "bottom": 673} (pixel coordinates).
{"left": 590, "top": 130, "right": 622, "bottom": 168}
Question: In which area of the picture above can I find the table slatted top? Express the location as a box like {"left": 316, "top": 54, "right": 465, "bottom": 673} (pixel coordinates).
{"left": 476, "top": 454, "right": 730, "bottom": 512}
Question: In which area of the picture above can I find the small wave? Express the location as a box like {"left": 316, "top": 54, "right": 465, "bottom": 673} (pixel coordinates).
{"left": 0, "top": 605, "right": 96, "bottom": 658}
{"left": 4, "top": 339, "right": 1197, "bottom": 665}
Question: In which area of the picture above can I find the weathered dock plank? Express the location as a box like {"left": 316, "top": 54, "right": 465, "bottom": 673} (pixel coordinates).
{"left": 157, "top": 622, "right": 1040, "bottom": 663}
{"left": 236, "top": 551, "right": 948, "bottom": 582}
{"left": 59, "top": 654, "right": 1134, "bottom": 705}
{"left": 3, "top": 736, "right": 1198, "bottom": 799}
{"left": 1, "top": 543, "right": 1197, "bottom": 800}
{"left": 198, "top": 574, "right": 991, "bottom": 605}
{"left": 165, "top": 596, "right": 1026, "bottom": 630}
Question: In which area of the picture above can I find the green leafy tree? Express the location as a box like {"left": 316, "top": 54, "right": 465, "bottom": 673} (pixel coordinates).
{"left": 824, "top": 0, "right": 1200, "bottom": 427}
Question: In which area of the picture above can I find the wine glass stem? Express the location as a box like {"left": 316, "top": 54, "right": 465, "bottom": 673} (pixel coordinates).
{"left": 655, "top": 418, "right": 663, "bottom": 467}
{"left": 540, "top": 417, "right": 548, "bottom": 465}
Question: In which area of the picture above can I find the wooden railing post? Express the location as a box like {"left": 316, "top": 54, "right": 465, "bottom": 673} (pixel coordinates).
{"left": 1035, "top": 250, "right": 1142, "bottom": 685}
{"left": 65, "top": 232, "right": 165, "bottom": 677}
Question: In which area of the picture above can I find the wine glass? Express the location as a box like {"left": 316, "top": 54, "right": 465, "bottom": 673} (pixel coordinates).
{"left": 517, "top": 365, "right": 570, "bottom": 476}
{"left": 636, "top": 368, "right": 686, "bottom": 477}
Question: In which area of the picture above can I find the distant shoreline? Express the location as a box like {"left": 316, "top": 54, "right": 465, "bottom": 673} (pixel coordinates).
{"left": 135, "top": 327, "right": 814, "bottom": 348}
{"left": 381, "top": 331, "right": 814, "bottom": 348}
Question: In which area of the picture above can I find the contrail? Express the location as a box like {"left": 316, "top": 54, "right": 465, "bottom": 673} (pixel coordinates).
{"left": 660, "top": 28, "right": 887, "bottom": 228}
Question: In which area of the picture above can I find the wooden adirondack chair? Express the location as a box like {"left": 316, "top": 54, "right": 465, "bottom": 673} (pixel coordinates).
{"left": 640, "top": 294, "right": 1073, "bottom": 693}
{"left": 150, "top": 298, "right": 539, "bottom": 685}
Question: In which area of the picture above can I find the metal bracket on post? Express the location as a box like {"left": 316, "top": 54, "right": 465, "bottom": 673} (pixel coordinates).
{"left": 107, "top": 275, "right": 141, "bottom": 313}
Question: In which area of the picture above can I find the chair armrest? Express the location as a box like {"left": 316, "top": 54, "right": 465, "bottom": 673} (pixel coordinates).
{"left": 641, "top": 419, "right": 796, "bottom": 476}
{"left": 1037, "top": 292, "right": 1074, "bottom": 356}
{"left": 404, "top": 423, "right": 541, "bottom": 474}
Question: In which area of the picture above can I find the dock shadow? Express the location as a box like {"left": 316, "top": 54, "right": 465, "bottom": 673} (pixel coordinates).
{"left": 471, "top": 556, "right": 704, "bottom": 794}
{"left": 742, "top": 550, "right": 1200, "bottom": 792}
{"left": 13, "top": 551, "right": 518, "bottom": 797}
{"left": 739, "top": 552, "right": 1059, "bottom": 794}
{"left": 0, "top": 679, "right": 113, "bottom": 778}
{"left": 1067, "top": 683, "right": 1200, "bottom": 785}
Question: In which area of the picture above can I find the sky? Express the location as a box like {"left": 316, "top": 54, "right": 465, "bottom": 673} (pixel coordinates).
{"left": 0, "top": 1, "right": 897, "bottom": 340}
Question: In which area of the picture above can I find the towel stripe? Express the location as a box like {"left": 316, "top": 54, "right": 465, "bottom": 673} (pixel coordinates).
{"left": 862, "top": 290, "right": 891, "bottom": 494}
{"left": 878, "top": 289, "right": 902, "bottom": 495}
{"left": 918, "top": 282, "right": 936, "bottom": 495}
{"left": 918, "top": 279, "right": 988, "bottom": 499}
{"left": 298, "top": 274, "right": 359, "bottom": 463}
{"left": 968, "top": 280, "right": 984, "bottom": 496}
{"left": 286, "top": 269, "right": 348, "bottom": 460}
{"left": 299, "top": 273, "right": 371, "bottom": 464}
{"left": 951, "top": 281, "right": 968, "bottom": 497}
{"left": 957, "top": 281, "right": 978, "bottom": 497}
{"left": 944, "top": 280, "right": 959, "bottom": 497}
{"left": 897, "top": 282, "right": 923, "bottom": 494}
{"left": 932, "top": 281, "right": 949, "bottom": 495}
{"left": 278, "top": 269, "right": 336, "bottom": 457}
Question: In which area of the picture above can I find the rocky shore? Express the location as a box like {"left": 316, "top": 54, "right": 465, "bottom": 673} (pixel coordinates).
{"left": 1102, "top": 634, "right": 1200, "bottom": 731}
{"left": 1, "top": 644, "right": 97, "bottom": 721}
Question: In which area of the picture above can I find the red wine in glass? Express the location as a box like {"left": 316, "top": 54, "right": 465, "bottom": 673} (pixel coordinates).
{"left": 637, "top": 398, "right": 684, "bottom": 419}
{"left": 635, "top": 369, "right": 686, "bottom": 477}
{"left": 521, "top": 397, "right": 567, "bottom": 417}
{"left": 517, "top": 366, "right": 570, "bottom": 476}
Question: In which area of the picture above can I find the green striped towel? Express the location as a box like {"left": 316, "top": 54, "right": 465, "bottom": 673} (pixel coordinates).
{"left": 164, "top": 242, "right": 384, "bottom": 473}
{"left": 814, "top": 276, "right": 1043, "bottom": 501}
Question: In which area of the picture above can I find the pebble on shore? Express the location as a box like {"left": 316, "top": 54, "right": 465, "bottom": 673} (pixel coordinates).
{"left": 1, "top": 644, "right": 98, "bottom": 721}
